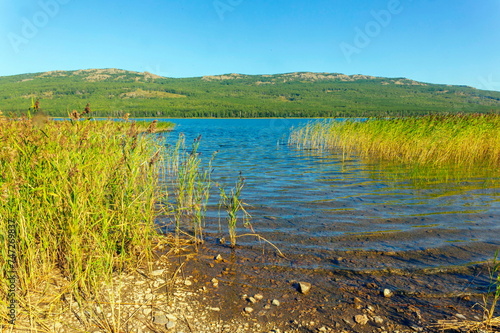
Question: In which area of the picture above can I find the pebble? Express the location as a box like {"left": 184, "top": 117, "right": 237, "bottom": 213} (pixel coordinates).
{"left": 383, "top": 288, "right": 393, "bottom": 298}
{"left": 150, "top": 269, "right": 165, "bottom": 276}
{"left": 247, "top": 296, "right": 257, "bottom": 303}
{"left": 214, "top": 254, "right": 223, "bottom": 261}
{"left": 272, "top": 299, "right": 280, "bottom": 306}
{"left": 244, "top": 307, "right": 254, "bottom": 313}
{"left": 166, "top": 314, "right": 177, "bottom": 321}
{"left": 184, "top": 279, "right": 192, "bottom": 286}
{"left": 153, "top": 315, "right": 169, "bottom": 325}
{"left": 298, "top": 281, "right": 312, "bottom": 294}
{"left": 166, "top": 321, "right": 176, "bottom": 330}
{"left": 354, "top": 314, "right": 369, "bottom": 325}
{"left": 254, "top": 293, "right": 264, "bottom": 300}
{"left": 143, "top": 308, "right": 152, "bottom": 316}
{"left": 373, "top": 316, "right": 384, "bottom": 324}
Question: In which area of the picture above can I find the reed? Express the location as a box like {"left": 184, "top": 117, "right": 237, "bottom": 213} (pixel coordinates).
{"left": 0, "top": 118, "right": 164, "bottom": 325}
{"left": 166, "top": 134, "right": 215, "bottom": 245}
{"left": 289, "top": 114, "right": 500, "bottom": 168}
{"left": 218, "top": 174, "right": 252, "bottom": 248}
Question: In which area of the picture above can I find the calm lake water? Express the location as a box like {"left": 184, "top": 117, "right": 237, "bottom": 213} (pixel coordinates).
{"left": 157, "top": 118, "right": 500, "bottom": 272}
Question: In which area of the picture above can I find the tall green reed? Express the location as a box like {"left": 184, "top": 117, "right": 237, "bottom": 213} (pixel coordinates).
{"left": 0, "top": 118, "right": 163, "bottom": 322}
{"left": 218, "top": 174, "right": 252, "bottom": 248}
{"left": 290, "top": 114, "right": 500, "bottom": 168}
{"left": 166, "top": 134, "right": 215, "bottom": 245}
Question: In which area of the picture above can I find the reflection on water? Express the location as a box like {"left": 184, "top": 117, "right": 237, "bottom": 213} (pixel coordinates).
{"left": 156, "top": 118, "right": 500, "bottom": 270}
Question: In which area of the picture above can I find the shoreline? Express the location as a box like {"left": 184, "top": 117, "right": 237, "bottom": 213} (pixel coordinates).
{"left": 6, "top": 240, "right": 493, "bottom": 333}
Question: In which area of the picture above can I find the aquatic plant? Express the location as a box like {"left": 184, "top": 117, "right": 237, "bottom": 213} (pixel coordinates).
{"left": 0, "top": 118, "right": 164, "bottom": 325}
{"left": 218, "top": 174, "right": 252, "bottom": 248}
{"left": 166, "top": 134, "right": 215, "bottom": 245}
{"left": 289, "top": 113, "right": 500, "bottom": 168}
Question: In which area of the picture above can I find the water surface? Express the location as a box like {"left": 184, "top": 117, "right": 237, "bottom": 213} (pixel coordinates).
{"left": 158, "top": 118, "right": 500, "bottom": 272}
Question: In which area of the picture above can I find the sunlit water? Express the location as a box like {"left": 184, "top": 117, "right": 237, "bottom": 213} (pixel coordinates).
{"left": 156, "top": 118, "right": 500, "bottom": 271}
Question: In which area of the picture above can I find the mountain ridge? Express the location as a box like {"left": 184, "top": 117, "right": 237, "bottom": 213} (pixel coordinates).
{"left": 1, "top": 68, "right": 499, "bottom": 118}
{"left": 2, "top": 68, "right": 477, "bottom": 88}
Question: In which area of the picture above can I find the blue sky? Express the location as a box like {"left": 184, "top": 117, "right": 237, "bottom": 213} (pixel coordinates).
{"left": 1, "top": 0, "right": 499, "bottom": 91}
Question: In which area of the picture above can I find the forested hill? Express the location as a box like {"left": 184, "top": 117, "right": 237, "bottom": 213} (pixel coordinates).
{"left": 1, "top": 68, "right": 500, "bottom": 118}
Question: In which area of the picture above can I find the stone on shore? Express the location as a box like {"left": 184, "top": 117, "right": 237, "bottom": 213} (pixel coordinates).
{"left": 298, "top": 281, "right": 312, "bottom": 294}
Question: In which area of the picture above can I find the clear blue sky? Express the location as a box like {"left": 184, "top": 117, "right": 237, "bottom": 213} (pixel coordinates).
{"left": 1, "top": 0, "right": 499, "bottom": 91}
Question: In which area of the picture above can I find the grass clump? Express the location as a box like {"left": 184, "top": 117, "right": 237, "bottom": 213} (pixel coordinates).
{"left": 165, "top": 134, "right": 215, "bottom": 246}
{"left": 0, "top": 118, "right": 164, "bottom": 326}
{"left": 289, "top": 113, "right": 500, "bottom": 168}
{"left": 133, "top": 119, "right": 174, "bottom": 133}
{"left": 218, "top": 174, "right": 252, "bottom": 248}
{"left": 483, "top": 252, "right": 500, "bottom": 328}
{"left": 435, "top": 253, "right": 500, "bottom": 332}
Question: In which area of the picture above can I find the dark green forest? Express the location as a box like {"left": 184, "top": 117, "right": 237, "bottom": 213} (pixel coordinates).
{"left": 1, "top": 68, "right": 499, "bottom": 118}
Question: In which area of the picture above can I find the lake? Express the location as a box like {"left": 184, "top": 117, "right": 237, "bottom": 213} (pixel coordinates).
{"left": 157, "top": 118, "right": 500, "bottom": 274}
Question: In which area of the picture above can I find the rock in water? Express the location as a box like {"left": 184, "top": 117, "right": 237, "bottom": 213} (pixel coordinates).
{"left": 298, "top": 281, "right": 312, "bottom": 294}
